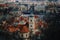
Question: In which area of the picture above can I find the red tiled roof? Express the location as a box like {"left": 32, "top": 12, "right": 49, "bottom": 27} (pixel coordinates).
{"left": 20, "top": 26, "right": 29, "bottom": 33}
{"left": 8, "top": 26, "right": 19, "bottom": 32}
{"left": 34, "top": 15, "right": 39, "bottom": 18}
{"left": 0, "top": 4, "right": 7, "bottom": 7}
{"left": 39, "top": 21, "right": 43, "bottom": 26}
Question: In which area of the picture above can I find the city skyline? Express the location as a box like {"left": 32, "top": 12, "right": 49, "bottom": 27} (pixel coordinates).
{"left": 0, "top": 0, "right": 48, "bottom": 2}
{"left": 0, "top": 0, "right": 60, "bottom": 2}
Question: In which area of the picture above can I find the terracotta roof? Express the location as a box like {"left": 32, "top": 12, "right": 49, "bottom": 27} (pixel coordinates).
{"left": 39, "top": 21, "right": 44, "bottom": 26}
{"left": 20, "top": 26, "right": 29, "bottom": 33}
{"left": 8, "top": 26, "right": 19, "bottom": 32}
{"left": 0, "top": 4, "right": 7, "bottom": 7}
{"left": 34, "top": 15, "right": 39, "bottom": 18}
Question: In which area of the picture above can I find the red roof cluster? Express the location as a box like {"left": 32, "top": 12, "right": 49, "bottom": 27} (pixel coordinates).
{"left": 0, "top": 4, "right": 7, "bottom": 7}
{"left": 20, "top": 26, "right": 29, "bottom": 33}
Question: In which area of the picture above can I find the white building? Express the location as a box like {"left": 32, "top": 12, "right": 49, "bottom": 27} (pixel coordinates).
{"left": 0, "top": 0, "right": 3, "bottom": 1}
{"left": 19, "top": 32, "right": 30, "bottom": 40}
{"left": 0, "top": 0, "right": 4, "bottom": 4}
{"left": 4, "top": 0, "right": 15, "bottom": 3}
{"left": 16, "top": 0, "right": 48, "bottom": 5}
{"left": 29, "top": 14, "right": 35, "bottom": 34}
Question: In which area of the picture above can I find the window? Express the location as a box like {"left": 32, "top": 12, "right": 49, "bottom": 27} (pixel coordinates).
{"left": 21, "top": 34, "right": 23, "bottom": 37}
{"left": 30, "top": 20, "right": 32, "bottom": 22}
{"left": 31, "top": 25, "right": 32, "bottom": 27}
{"left": 26, "top": 34, "right": 27, "bottom": 37}
{"left": 31, "top": 29, "right": 33, "bottom": 31}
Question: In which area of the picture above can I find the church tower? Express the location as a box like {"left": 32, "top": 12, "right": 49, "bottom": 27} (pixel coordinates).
{"left": 29, "top": 14, "right": 35, "bottom": 34}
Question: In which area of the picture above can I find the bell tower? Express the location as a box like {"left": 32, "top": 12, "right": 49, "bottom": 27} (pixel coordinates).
{"left": 29, "top": 14, "right": 35, "bottom": 34}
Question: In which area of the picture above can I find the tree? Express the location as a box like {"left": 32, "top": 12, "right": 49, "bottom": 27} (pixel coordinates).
{"left": 44, "top": 3, "right": 60, "bottom": 40}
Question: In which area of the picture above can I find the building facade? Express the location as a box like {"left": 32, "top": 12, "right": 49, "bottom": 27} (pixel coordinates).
{"left": 29, "top": 14, "right": 35, "bottom": 34}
